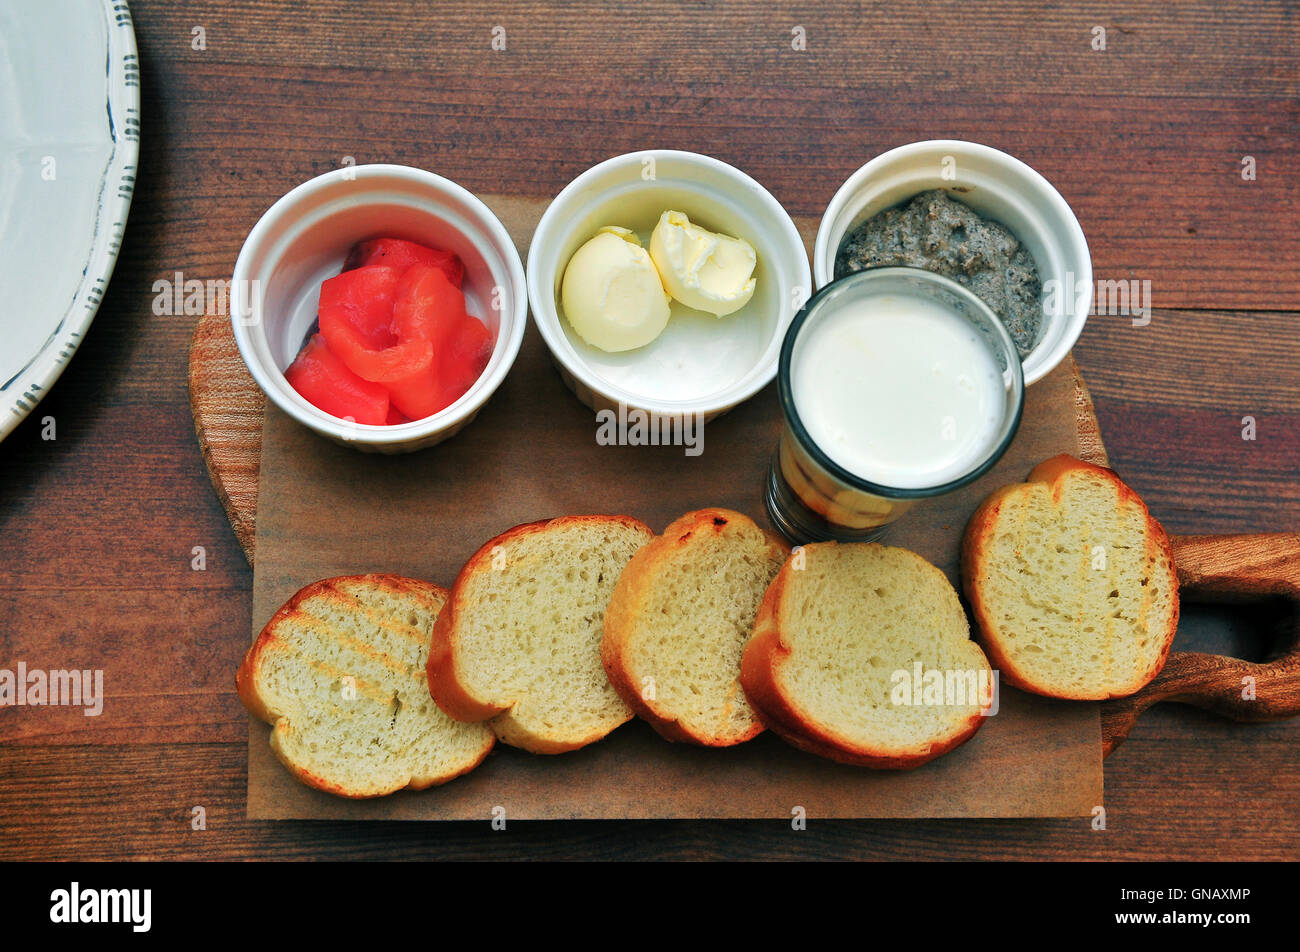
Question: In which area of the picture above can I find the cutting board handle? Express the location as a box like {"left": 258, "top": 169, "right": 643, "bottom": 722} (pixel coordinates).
{"left": 1102, "top": 533, "right": 1300, "bottom": 756}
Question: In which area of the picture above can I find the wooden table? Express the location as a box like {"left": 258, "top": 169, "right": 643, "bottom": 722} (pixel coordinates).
{"left": 1, "top": 0, "right": 1296, "bottom": 860}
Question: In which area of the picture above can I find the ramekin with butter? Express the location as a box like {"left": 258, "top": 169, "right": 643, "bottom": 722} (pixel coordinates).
{"left": 561, "top": 211, "right": 759, "bottom": 353}
{"left": 527, "top": 149, "right": 810, "bottom": 423}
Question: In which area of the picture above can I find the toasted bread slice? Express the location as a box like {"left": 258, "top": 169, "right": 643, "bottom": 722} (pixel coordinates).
{"left": 602, "top": 508, "right": 789, "bottom": 746}
{"left": 741, "top": 543, "right": 993, "bottom": 769}
{"left": 962, "top": 454, "right": 1180, "bottom": 700}
{"left": 427, "top": 515, "right": 654, "bottom": 753}
{"left": 237, "top": 574, "right": 495, "bottom": 798}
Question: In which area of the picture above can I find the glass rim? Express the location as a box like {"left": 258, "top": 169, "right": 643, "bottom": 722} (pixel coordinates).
{"left": 778, "top": 267, "right": 1027, "bottom": 500}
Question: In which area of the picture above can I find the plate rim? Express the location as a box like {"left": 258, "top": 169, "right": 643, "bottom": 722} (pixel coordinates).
{"left": 0, "top": 0, "right": 140, "bottom": 443}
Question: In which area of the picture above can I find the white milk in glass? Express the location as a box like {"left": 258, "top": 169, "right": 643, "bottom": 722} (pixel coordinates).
{"left": 792, "top": 291, "right": 1004, "bottom": 490}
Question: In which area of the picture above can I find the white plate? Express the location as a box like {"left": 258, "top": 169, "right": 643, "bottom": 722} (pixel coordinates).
{"left": 0, "top": 0, "right": 139, "bottom": 441}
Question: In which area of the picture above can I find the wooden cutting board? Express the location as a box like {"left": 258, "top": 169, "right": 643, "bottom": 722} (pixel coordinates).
{"left": 189, "top": 200, "right": 1300, "bottom": 761}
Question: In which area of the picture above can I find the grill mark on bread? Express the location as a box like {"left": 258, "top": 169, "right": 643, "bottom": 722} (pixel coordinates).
{"left": 315, "top": 582, "right": 434, "bottom": 642}
{"left": 274, "top": 610, "right": 422, "bottom": 681}
{"left": 237, "top": 574, "right": 495, "bottom": 798}
{"left": 262, "top": 650, "right": 414, "bottom": 705}
{"left": 301, "top": 595, "right": 430, "bottom": 645}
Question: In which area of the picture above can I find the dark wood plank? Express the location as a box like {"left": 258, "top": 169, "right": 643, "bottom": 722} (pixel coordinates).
{"left": 0, "top": 586, "right": 248, "bottom": 746}
{"left": 1076, "top": 308, "right": 1300, "bottom": 412}
{"left": 0, "top": 732, "right": 1295, "bottom": 860}
{"left": 132, "top": 1, "right": 1300, "bottom": 98}
{"left": 135, "top": 62, "right": 1300, "bottom": 310}
{"left": 1073, "top": 308, "right": 1300, "bottom": 535}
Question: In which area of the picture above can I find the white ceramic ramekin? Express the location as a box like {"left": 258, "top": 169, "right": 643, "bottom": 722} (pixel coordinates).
{"left": 815, "top": 140, "right": 1091, "bottom": 385}
{"left": 527, "top": 150, "right": 812, "bottom": 422}
{"left": 231, "top": 164, "right": 527, "bottom": 453}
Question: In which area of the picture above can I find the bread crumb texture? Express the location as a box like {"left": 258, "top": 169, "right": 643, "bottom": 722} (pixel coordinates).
{"left": 603, "top": 508, "right": 788, "bottom": 746}
{"left": 965, "top": 457, "right": 1179, "bottom": 699}
{"left": 238, "top": 575, "right": 494, "bottom": 798}
{"left": 444, "top": 515, "right": 654, "bottom": 752}
{"left": 747, "top": 543, "right": 992, "bottom": 767}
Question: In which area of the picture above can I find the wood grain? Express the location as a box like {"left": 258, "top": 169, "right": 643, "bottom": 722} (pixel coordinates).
{"left": 1104, "top": 533, "right": 1300, "bottom": 754}
{"left": 149, "top": 65, "right": 1300, "bottom": 311}
{"left": 131, "top": 1, "right": 1300, "bottom": 99}
{"left": 1, "top": 735, "right": 1296, "bottom": 859}
{"left": 1, "top": 0, "right": 1298, "bottom": 858}
{"left": 189, "top": 310, "right": 262, "bottom": 561}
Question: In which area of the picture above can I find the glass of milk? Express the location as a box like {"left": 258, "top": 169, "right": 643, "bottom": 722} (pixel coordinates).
{"left": 766, "top": 268, "right": 1025, "bottom": 543}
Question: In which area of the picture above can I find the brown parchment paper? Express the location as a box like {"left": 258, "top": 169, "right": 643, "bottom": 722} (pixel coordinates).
{"left": 246, "top": 197, "right": 1103, "bottom": 820}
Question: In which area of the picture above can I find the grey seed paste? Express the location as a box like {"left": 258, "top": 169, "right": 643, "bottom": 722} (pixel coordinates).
{"left": 834, "top": 189, "right": 1042, "bottom": 357}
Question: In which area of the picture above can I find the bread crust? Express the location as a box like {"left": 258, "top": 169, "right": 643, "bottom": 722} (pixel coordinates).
{"left": 426, "top": 522, "right": 548, "bottom": 723}
{"left": 427, "top": 514, "right": 653, "bottom": 753}
{"left": 602, "top": 508, "right": 788, "bottom": 746}
{"left": 238, "top": 574, "right": 494, "bottom": 799}
{"left": 961, "top": 454, "right": 1181, "bottom": 700}
{"left": 740, "top": 543, "right": 989, "bottom": 770}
